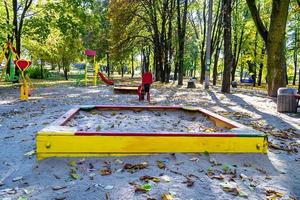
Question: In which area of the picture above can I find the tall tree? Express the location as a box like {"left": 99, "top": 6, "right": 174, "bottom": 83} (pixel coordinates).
{"left": 177, "top": 0, "right": 188, "bottom": 85}
{"left": 204, "top": 0, "right": 213, "bottom": 89}
{"left": 221, "top": 0, "right": 232, "bottom": 93}
{"left": 247, "top": 0, "right": 290, "bottom": 96}
{"left": 292, "top": 28, "right": 298, "bottom": 85}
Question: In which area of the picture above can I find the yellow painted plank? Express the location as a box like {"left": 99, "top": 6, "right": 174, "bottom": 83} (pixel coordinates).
{"left": 36, "top": 134, "right": 267, "bottom": 160}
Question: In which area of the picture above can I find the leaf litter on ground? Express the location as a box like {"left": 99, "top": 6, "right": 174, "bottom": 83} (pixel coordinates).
{"left": 123, "top": 162, "right": 148, "bottom": 173}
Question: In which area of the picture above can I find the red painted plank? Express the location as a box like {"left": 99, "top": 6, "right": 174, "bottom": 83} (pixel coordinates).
{"left": 51, "top": 108, "right": 80, "bottom": 126}
{"left": 94, "top": 105, "right": 182, "bottom": 110}
{"left": 74, "top": 131, "right": 263, "bottom": 137}
{"left": 197, "top": 107, "right": 245, "bottom": 129}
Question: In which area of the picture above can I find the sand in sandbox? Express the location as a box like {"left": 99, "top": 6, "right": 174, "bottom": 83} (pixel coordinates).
{"left": 65, "top": 109, "right": 229, "bottom": 133}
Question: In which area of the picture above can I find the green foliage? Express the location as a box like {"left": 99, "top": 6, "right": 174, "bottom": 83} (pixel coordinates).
{"left": 27, "top": 65, "right": 50, "bottom": 79}
{"left": 0, "top": 0, "right": 297, "bottom": 86}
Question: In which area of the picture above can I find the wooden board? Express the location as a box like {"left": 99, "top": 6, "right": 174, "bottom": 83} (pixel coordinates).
{"left": 113, "top": 86, "right": 140, "bottom": 94}
{"left": 36, "top": 105, "right": 267, "bottom": 160}
{"left": 36, "top": 133, "right": 267, "bottom": 160}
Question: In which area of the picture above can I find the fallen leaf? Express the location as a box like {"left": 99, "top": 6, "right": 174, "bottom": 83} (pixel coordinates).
{"left": 78, "top": 158, "right": 86, "bottom": 164}
{"left": 238, "top": 189, "right": 248, "bottom": 198}
{"left": 240, "top": 173, "right": 249, "bottom": 181}
{"left": 220, "top": 182, "right": 238, "bottom": 194}
{"left": 189, "top": 157, "right": 199, "bottom": 162}
{"left": 134, "top": 183, "right": 151, "bottom": 193}
{"left": 68, "top": 161, "right": 77, "bottom": 167}
{"left": 210, "top": 174, "right": 225, "bottom": 180}
{"left": 140, "top": 175, "right": 160, "bottom": 183}
{"left": 209, "top": 157, "right": 218, "bottom": 165}
{"left": 114, "top": 159, "right": 123, "bottom": 164}
{"left": 265, "top": 189, "right": 284, "bottom": 199}
{"left": 162, "top": 193, "right": 173, "bottom": 200}
{"left": 182, "top": 178, "right": 194, "bottom": 187}
{"left": 104, "top": 185, "right": 114, "bottom": 190}
{"left": 222, "top": 164, "right": 230, "bottom": 172}
{"left": 123, "top": 162, "right": 148, "bottom": 173}
{"left": 89, "top": 173, "right": 96, "bottom": 179}
{"left": 100, "top": 169, "right": 112, "bottom": 176}
{"left": 243, "top": 163, "right": 252, "bottom": 167}
{"left": 12, "top": 177, "right": 23, "bottom": 182}
{"left": 70, "top": 173, "right": 80, "bottom": 180}
{"left": 23, "top": 189, "right": 34, "bottom": 195}
{"left": 17, "top": 197, "right": 27, "bottom": 200}
{"left": 24, "top": 150, "right": 35, "bottom": 157}
{"left": 52, "top": 185, "right": 67, "bottom": 191}
{"left": 157, "top": 160, "right": 166, "bottom": 169}
{"left": 141, "top": 183, "right": 151, "bottom": 191}
{"left": 160, "top": 175, "right": 171, "bottom": 182}
{"left": 256, "top": 168, "right": 267, "bottom": 175}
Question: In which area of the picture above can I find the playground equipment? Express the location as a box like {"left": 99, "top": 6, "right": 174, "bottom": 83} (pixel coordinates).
{"left": 113, "top": 85, "right": 140, "bottom": 94}
{"left": 15, "top": 59, "right": 32, "bottom": 100}
{"left": 36, "top": 105, "right": 267, "bottom": 160}
{"left": 84, "top": 50, "right": 98, "bottom": 86}
{"left": 0, "top": 43, "right": 19, "bottom": 82}
{"left": 98, "top": 72, "right": 114, "bottom": 85}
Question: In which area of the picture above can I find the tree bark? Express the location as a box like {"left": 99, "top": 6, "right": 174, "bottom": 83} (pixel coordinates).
{"left": 257, "top": 47, "right": 265, "bottom": 86}
{"left": 40, "top": 59, "right": 44, "bottom": 79}
{"left": 106, "top": 52, "right": 110, "bottom": 77}
{"left": 221, "top": 0, "right": 232, "bottom": 93}
{"left": 246, "top": 0, "right": 290, "bottom": 96}
{"left": 204, "top": 0, "right": 213, "bottom": 89}
{"left": 176, "top": 0, "right": 188, "bottom": 86}
{"left": 213, "top": 39, "right": 222, "bottom": 85}
{"left": 165, "top": 0, "right": 174, "bottom": 83}
{"left": 293, "top": 29, "right": 298, "bottom": 85}
{"left": 131, "top": 52, "right": 134, "bottom": 78}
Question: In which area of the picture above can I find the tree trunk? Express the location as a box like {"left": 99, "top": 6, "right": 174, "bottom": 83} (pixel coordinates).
{"left": 131, "top": 52, "right": 134, "bottom": 78}
{"left": 63, "top": 68, "right": 68, "bottom": 80}
{"left": 221, "top": 0, "right": 232, "bottom": 93}
{"left": 200, "top": 3, "right": 206, "bottom": 84}
{"left": 257, "top": 47, "right": 265, "bottom": 86}
{"left": 213, "top": 40, "right": 222, "bottom": 85}
{"left": 174, "top": 60, "right": 178, "bottom": 81}
{"left": 40, "top": 59, "right": 44, "bottom": 79}
{"left": 293, "top": 29, "right": 298, "bottom": 85}
{"left": 247, "top": 0, "right": 290, "bottom": 97}
{"left": 293, "top": 49, "right": 297, "bottom": 85}
{"left": 106, "top": 52, "right": 110, "bottom": 77}
{"left": 176, "top": 0, "right": 188, "bottom": 86}
{"left": 204, "top": 0, "right": 213, "bottom": 89}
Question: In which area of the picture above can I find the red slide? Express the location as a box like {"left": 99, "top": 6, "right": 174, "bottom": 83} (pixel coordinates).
{"left": 98, "top": 72, "right": 114, "bottom": 85}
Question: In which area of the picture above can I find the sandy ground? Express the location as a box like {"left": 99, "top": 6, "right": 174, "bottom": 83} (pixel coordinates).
{"left": 0, "top": 82, "right": 299, "bottom": 200}
{"left": 66, "top": 109, "right": 227, "bottom": 133}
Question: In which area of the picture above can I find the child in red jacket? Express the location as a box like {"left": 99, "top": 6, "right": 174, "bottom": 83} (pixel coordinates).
{"left": 141, "top": 71, "right": 153, "bottom": 102}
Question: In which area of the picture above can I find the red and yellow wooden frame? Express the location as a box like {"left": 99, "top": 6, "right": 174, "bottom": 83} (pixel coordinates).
{"left": 113, "top": 85, "right": 141, "bottom": 94}
{"left": 36, "top": 105, "right": 268, "bottom": 160}
{"left": 15, "top": 59, "right": 31, "bottom": 101}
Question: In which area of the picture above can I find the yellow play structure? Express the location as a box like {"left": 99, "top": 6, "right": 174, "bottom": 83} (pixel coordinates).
{"left": 84, "top": 49, "right": 99, "bottom": 86}
{"left": 0, "top": 42, "right": 33, "bottom": 100}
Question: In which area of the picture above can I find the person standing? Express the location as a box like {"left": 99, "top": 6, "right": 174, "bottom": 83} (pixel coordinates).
{"left": 141, "top": 71, "right": 153, "bottom": 102}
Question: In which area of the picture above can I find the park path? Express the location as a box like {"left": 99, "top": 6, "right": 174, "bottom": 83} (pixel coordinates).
{"left": 0, "top": 83, "right": 299, "bottom": 200}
